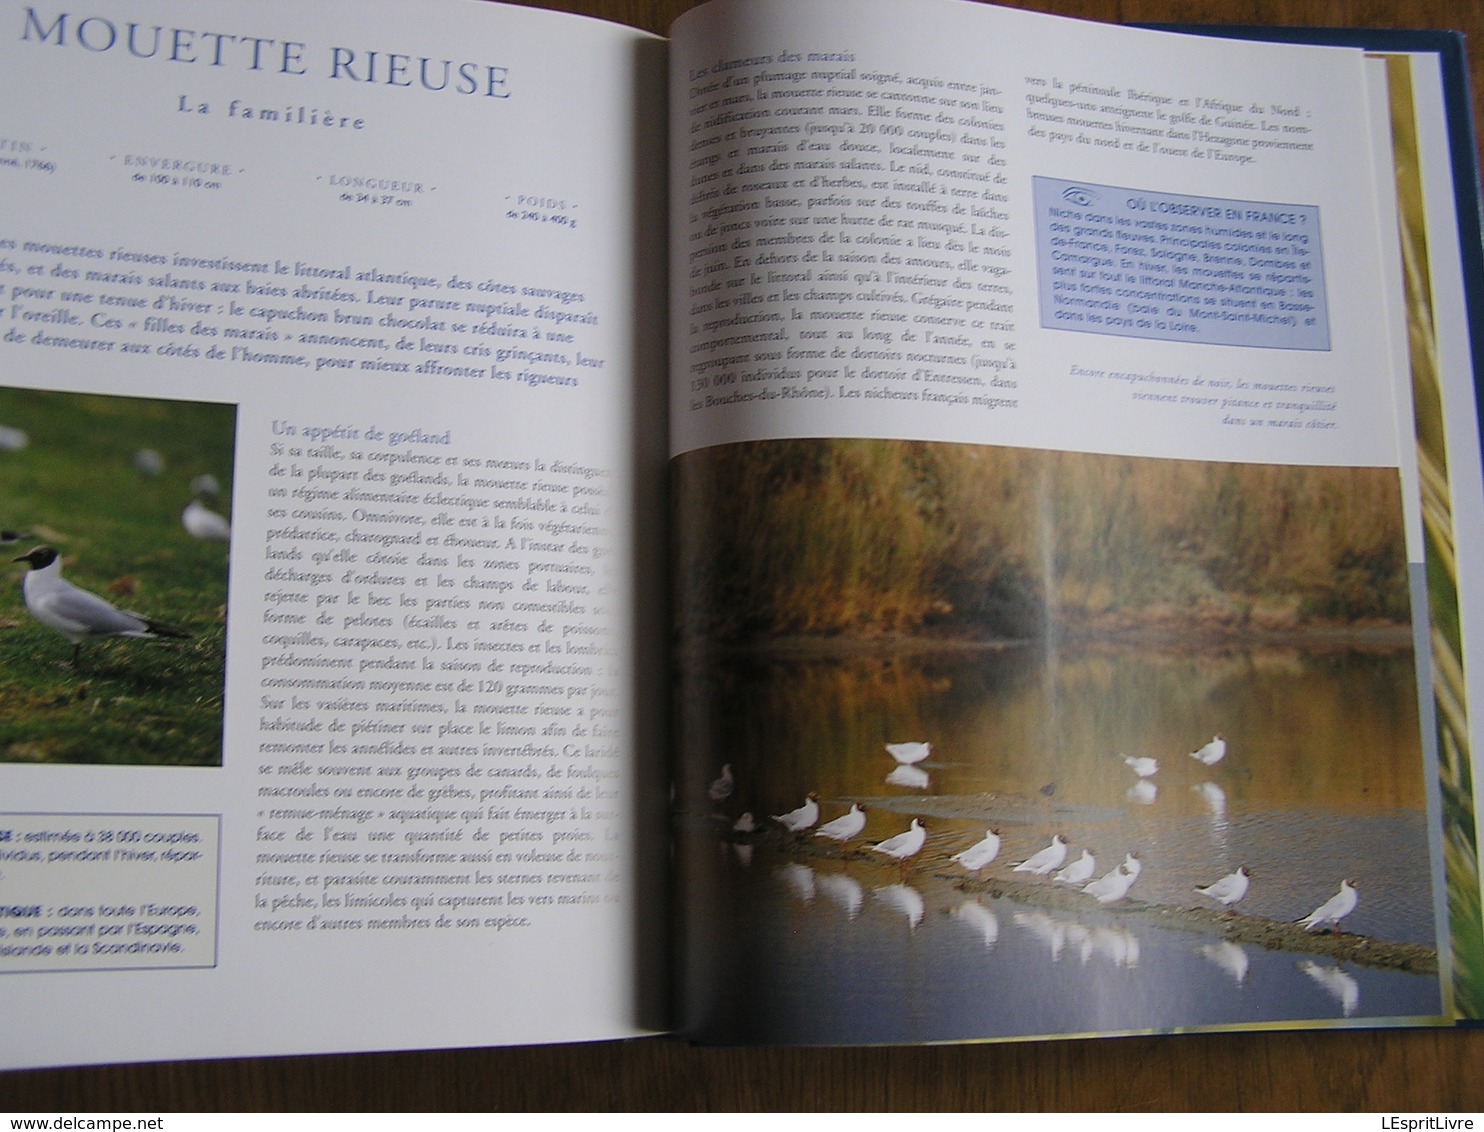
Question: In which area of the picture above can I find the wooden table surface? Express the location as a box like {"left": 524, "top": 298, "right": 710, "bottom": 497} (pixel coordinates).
{"left": 5, "top": 0, "right": 1484, "bottom": 1112}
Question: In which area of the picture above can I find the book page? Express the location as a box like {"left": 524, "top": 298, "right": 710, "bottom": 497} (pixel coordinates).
{"left": 669, "top": 0, "right": 1447, "bottom": 1044}
{"left": 0, "top": 0, "right": 666, "bottom": 1068}
{"left": 670, "top": 0, "right": 1398, "bottom": 464}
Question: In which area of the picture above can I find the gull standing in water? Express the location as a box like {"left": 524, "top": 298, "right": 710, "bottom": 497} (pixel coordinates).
{"left": 885, "top": 741, "right": 931, "bottom": 765}
{"left": 771, "top": 793, "right": 819, "bottom": 833}
{"left": 1195, "top": 866, "right": 1250, "bottom": 909}
{"left": 1123, "top": 755, "right": 1158, "bottom": 778}
{"left": 1084, "top": 858, "right": 1139, "bottom": 904}
{"left": 1013, "top": 834, "right": 1067, "bottom": 876}
{"left": 871, "top": 818, "right": 927, "bottom": 867}
{"left": 1054, "top": 849, "right": 1096, "bottom": 886}
{"left": 950, "top": 829, "right": 1001, "bottom": 872}
{"left": 814, "top": 803, "right": 867, "bottom": 843}
{"left": 14, "top": 546, "right": 190, "bottom": 666}
{"left": 1299, "top": 879, "right": 1358, "bottom": 932}
{"left": 1189, "top": 735, "right": 1227, "bottom": 766}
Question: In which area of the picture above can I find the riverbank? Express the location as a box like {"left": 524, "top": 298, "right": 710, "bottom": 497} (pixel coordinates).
{"left": 741, "top": 824, "right": 1437, "bottom": 975}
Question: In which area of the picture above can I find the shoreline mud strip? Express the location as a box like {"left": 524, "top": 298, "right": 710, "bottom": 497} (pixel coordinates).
{"left": 715, "top": 822, "right": 1438, "bottom": 976}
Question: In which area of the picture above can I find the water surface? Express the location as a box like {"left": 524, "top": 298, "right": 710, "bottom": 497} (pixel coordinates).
{"left": 678, "top": 642, "right": 1442, "bottom": 1043}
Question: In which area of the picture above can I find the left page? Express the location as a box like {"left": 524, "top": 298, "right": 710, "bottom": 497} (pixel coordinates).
{"left": 0, "top": 0, "right": 668, "bottom": 1069}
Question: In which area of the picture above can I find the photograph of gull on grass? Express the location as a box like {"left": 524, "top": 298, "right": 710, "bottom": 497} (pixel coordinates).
{"left": 673, "top": 438, "right": 1443, "bottom": 1044}
{"left": 0, "top": 387, "right": 234, "bottom": 767}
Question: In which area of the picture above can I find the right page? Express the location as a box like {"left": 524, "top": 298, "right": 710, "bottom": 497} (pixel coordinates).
{"left": 669, "top": 0, "right": 1455, "bottom": 1044}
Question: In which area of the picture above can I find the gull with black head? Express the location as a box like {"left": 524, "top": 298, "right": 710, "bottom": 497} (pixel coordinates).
{"left": 14, "top": 545, "right": 189, "bottom": 666}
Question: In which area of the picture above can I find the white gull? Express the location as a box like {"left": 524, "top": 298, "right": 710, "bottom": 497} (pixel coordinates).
{"left": 14, "top": 546, "right": 189, "bottom": 665}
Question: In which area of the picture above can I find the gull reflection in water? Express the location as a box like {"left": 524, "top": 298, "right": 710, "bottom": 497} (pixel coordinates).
{"left": 1194, "top": 781, "right": 1226, "bottom": 817}
{"left": 1299, "top": 959, "right": 1360, "bottom": 1017}
{"left": 1193, "top": 781, "right": 1230, "bottom": 854}
{"left": 1089, "top": 925, "right": 1141, "bottom": 969}
{"left": 950, "top": 899, "right": 1000, "bottom": 949}
{"left": 1198, "top": 940, "right": 1250, "bottom": 986}
{"left": 873, "top": 883, "right": 925, "bottom": 930}
{"left": 1014, "top": 909, "right": 1069, "bottom": 962}
{"left": 886, "top": 764, "right": 930, "bottom": 790}
{"left": 816, "top": 872, "right": 864, "bottom": 920}
{"left": 731, "top": 842, "right": 754, "bottom": 867}
{"left": 1126, "top": 780, "right": 1157, "bottom": 806}
{"left": 777, "top": 862, "right": 816, "bottom": 904}
{"left": 1066, "top": 921, "right": 1092, "bottom": 964}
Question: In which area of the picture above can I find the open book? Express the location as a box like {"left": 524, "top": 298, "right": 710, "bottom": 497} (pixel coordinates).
{"left": 2, "top": 0, "right": 1482, "bottom": 1067}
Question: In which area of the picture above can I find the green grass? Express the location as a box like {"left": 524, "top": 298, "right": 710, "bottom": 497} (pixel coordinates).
{"left": 0, "top": 387, "right": 233, "bottom": 766}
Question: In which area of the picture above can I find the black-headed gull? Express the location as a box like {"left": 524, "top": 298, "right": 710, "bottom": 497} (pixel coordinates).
{"left": 771, "top": 793, "right": 819, "bottom": 833}
{"left": 1054, "top": 849, "right": 1096, "bottom": 885}
{"left": 1195, "top": 866, "right": 1250, "bottom": 908}
{"left": 1084, "top": 859, "right": 1139, "bottom": 904}
{"left": 1123, "top": 755, "right": 1158, "bottom": 777}
{"left": 815, "top": 803, "right": 867, "bottom": 843}
{"left": 1298, "top": 879, "right": 1358, "bottom": 932}
{"left": 14, "top": 546, "right": 189, "bottom": 665}
{"left": 871, "top": 818, "right": 926, "bottom": 864}
{"left": 1013, "top": 834, "right": 1067, "bottom": 875}
{"left": 1189, "top": 735, "right": 1227, "bottom": 766}
{"left": 950, "top": 829, "right": 1001, "bottom": 872}
{"left": 885, "top": 741, "right": 931, "bottom": 765}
